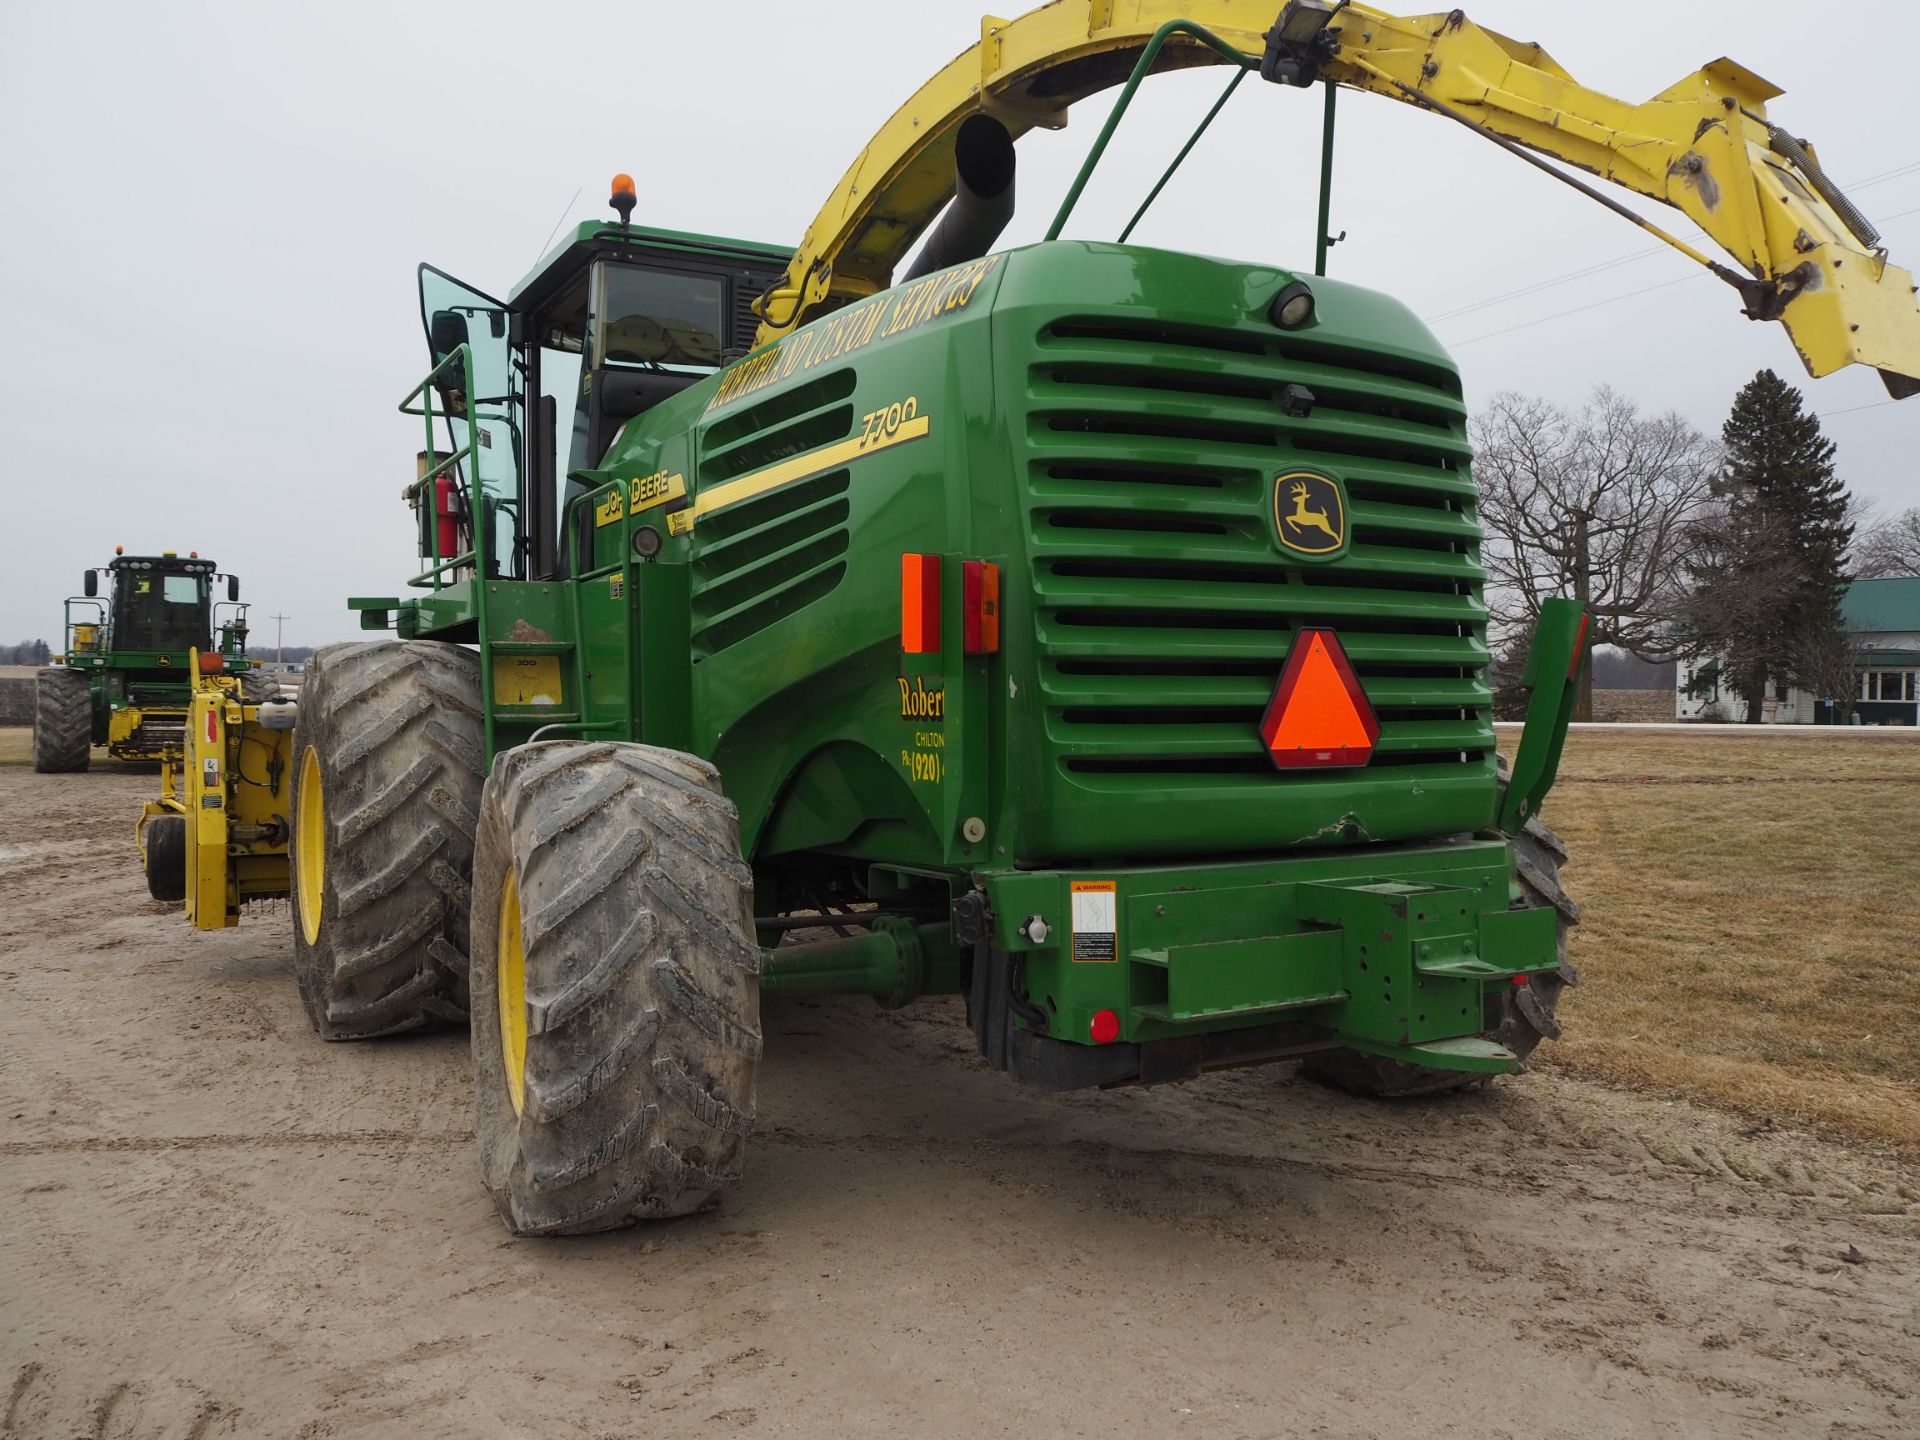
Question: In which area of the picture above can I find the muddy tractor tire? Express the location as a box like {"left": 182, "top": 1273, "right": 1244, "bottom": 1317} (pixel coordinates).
{"left": 32, "top": 667, "right": 92, "bottom": 774}
{"left": 1301, "top": 763, "right": 1579, "bottom": 1098}
{"left": 239, "top": 667, "right": 276, "bottom": 704}
{"left": 288, "top": 640, "right": 485, "bottom": 1040}
{"left": 469, "top": 741, "right": 762, "bottom": 1236}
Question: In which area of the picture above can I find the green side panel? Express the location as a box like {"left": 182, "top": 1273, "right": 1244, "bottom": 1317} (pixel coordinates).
{"left": 587, "top": 254, "right": 1013, "bottom": 864}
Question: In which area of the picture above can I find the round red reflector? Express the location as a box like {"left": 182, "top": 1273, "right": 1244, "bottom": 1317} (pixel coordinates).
{"left": 1511, "top": 974, "right": 1529, "bottom": 987}
{"left": 1090, "top": 1009, "right": 1121, "bottom": 1045}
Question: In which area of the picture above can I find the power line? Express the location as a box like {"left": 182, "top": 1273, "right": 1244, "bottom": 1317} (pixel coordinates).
{"left": 1448, "top": 275, "right": 1698, "bottom": 346}
{"left": 1447, "top": 205, "right": 1920, "bottom": 347}
{"left": 1425, "top": 244, "right": 1666, "bottom": 323}
{"left": 1426, "top": 159, "right": 1920, "bottom": 326}
{"left": 1813, "top": 399, "right": 1903, "bottom": 421}
{"left": 1846, "top": 159, "right": 1920, "bottom": 189}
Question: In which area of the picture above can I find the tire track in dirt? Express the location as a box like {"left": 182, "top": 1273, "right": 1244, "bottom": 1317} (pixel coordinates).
{"left": 0, "top": 1130, "right": 476, "bottom": 1157}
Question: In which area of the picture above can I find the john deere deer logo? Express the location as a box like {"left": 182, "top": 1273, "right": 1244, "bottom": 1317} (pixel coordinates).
{"left": 1271, "top": 469, "right": 1347, "bottom": 559}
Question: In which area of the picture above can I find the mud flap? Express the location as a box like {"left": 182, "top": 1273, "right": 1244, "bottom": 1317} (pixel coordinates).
{"left": 967, "top": 942, "right": 1140, "bottom": 1090}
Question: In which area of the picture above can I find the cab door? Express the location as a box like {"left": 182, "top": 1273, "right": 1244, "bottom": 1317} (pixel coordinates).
{"left": 418, "top": 265, "right": 523, "bottom": 579}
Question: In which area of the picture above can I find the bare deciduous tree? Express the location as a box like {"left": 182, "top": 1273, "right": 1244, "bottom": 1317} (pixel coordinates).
{"left": 1855, "top": 507, "right": 1920, "bottom": 578}
{"left": 1791, "top": 617, "right": 1864, "bottom": 724}
{"left": 1472, "top": 387, "right": 1719, "bottom": 720}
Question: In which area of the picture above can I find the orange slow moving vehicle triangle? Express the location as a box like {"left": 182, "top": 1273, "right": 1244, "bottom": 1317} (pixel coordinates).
{"left": 1258, "top": 628, "right": 1379, "bottom": 769}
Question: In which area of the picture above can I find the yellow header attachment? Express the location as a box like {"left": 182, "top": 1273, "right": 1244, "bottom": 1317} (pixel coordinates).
{"left": 758, "top": 1, "right": 1920, "bottom": 396}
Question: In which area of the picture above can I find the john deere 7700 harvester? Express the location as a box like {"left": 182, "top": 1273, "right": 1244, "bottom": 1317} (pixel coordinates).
{"left": 145, "top": 2, "right": 1920, "bottom": 1235}
{"left": 35, "top": 549, "right": 254, "bottom": 772}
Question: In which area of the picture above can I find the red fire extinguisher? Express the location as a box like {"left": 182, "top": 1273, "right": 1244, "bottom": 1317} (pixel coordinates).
{"left": 416, "top": 451, "right": 462, "bottom": 563}
{"left": 435, "top": 472, "right": 460, "bottom": 562}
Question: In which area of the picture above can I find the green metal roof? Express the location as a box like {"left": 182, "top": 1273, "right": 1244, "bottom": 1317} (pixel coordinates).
{"left": 1844, "top": 577, "right": 1920, "bottom": 634}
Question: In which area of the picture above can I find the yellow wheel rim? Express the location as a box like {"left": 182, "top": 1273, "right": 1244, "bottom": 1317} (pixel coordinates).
{"left": 295, "top": 747, "right": 326, "bottom": 947}
{"left": 497, "top": 869, "right": 529, "bottom": 1115}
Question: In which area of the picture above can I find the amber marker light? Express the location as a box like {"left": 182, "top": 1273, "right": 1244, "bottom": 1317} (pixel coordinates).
{"left": 610, "top": 173, "right": 636, "bottom": 225}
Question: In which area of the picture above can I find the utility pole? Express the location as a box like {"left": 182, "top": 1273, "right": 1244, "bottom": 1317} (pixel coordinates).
{"left": 270, "top": 613, "right": 290, "bottom": 666}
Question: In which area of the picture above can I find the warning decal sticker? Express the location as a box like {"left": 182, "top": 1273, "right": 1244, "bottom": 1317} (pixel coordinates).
{"left": 1070, "top": 880, "right": 1118, "bottom": 963}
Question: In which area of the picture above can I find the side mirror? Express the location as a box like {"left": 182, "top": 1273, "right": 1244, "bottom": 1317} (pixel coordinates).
{"left": 83, "top": 570, "right": 98, "bottom": 597}
{"left": 430, "top": 309, "right": 470, "bottom": 362}
{"left": 228, "top": 575, "right": 240, "bottom": 603}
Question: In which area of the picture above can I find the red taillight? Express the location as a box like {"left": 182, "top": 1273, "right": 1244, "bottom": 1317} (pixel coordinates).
{"left": 901, "top": 554, "right": 941, "bottom": 654}
{"left": 1258, "top": 627, "right": 1379, "bottom": 769}
{"left": 1090, "top": 1009, "right": 1121, "bottom": 1045}
{"left": 962, "top": 560, "right": 999, "bottom": 654}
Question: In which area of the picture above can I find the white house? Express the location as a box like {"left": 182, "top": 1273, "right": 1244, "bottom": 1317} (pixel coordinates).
{"left": 1675, "top": 576, "right": 1920, "bottom": 724}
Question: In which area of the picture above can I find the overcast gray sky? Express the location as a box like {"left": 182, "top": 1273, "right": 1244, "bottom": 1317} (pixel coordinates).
{"left": 3, "top": 0, "right": 1916, "bottom": 648}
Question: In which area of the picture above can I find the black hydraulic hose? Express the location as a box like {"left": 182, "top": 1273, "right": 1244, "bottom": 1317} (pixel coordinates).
{"left": 1007, "top": 953, "right": 1051, "bottom": 1034}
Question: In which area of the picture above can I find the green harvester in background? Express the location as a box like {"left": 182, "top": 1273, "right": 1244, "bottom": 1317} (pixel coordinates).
{"left": 36, "top": 549, "right": 253, "bottom": 772}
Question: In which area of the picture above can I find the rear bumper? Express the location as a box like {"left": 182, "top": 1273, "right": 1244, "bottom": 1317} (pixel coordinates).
{"left": 978, "top": 837, "right": 1555, "bottom": 1085}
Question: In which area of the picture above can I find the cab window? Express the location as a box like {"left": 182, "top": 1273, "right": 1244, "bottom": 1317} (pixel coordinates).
{"left": 114, "top": 571, "right": 209, "bottom": 652}
{"left": 596, "top": 266, "right": 725, "bottom": 369}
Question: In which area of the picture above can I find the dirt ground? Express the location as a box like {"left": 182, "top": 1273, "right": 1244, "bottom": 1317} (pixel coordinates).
{"left": 2, "top": 756, "right": 1917, "bottom": 1439}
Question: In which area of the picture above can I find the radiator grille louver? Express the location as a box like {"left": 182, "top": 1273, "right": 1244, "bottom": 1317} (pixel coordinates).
{"left": 1027, "top": 317, "right": 1491, "bottom": 785}
{"left": 692, "top": 371, "right": 856, "bottom": 659}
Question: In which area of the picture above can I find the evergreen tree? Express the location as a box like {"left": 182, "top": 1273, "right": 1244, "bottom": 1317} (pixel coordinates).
{"left": 1689, "top": 370, "right": 1853, "bottom": 722}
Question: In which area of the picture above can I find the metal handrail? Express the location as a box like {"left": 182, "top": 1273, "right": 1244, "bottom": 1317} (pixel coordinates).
{"left": 1046, "top": 19, "right": 1258, "bottom": 242}
{"left": 396, "top": 340, "right": 500, "bottom": 751}
{"left": 61, "top": 597, "right": 108, "bottom": 660}
{"left": 397, "top": 343, "right": 488, "bottom": 591}
{"left": 212, "top": 600, "right": 251, "bottom": 659}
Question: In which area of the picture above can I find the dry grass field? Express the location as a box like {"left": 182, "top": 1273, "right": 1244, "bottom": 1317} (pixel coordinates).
{"left": 1513, "top": 729, "right": 1920, "bottom": 1154}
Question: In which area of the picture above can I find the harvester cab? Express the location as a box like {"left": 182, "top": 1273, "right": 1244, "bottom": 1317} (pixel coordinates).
{"left": 35, "top": 549, "right": 254, "bottom": 772}
{"left": 410, "top": 221, "right": 789, "bottom": 593}
{"left": 144, "top": 1, "right": 1920, "bottom": 1236}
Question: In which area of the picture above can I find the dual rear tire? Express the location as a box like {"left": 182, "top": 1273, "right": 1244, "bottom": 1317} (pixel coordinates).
{"left": 289, "top": 641, "right": 486, "bottom": 1039}
{"left": 469, "top": 742, "right": 761, "bottom": 1234}
{"left": 288, "top": 641, "right": 760, "bottom": 1233}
